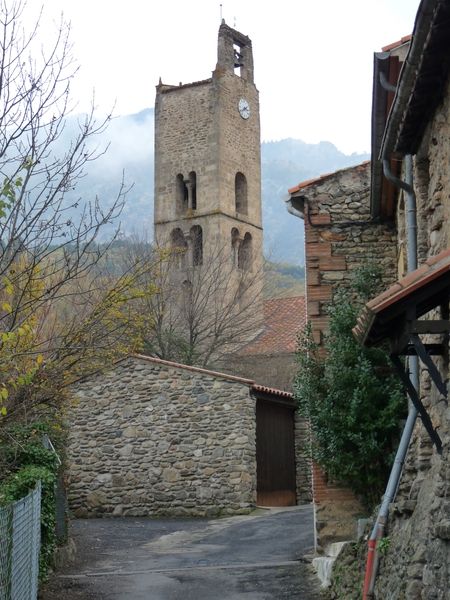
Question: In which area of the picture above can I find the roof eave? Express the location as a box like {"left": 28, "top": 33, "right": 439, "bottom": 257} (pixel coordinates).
{"left": 370, "top": 52, "right": 391, "bottom": 219}
{"left": 380, "top": 0, "right": 445, "bottom": 158}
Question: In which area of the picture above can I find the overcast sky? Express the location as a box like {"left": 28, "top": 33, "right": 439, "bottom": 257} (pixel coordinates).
{"left": 36, "top": 0, "right": 418, "bottom": 155}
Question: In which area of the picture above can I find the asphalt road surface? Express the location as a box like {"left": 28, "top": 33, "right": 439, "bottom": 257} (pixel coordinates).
{"left": 41, "top": 505, "right": 321, "bottom": 600}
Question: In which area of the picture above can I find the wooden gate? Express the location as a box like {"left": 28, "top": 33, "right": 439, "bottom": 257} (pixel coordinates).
{"left": 256, "top": 397, "right": 296, "bottom": 506}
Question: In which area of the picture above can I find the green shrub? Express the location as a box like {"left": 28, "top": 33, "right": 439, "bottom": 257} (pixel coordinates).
{"left": 295, "top": 264, "right": 405, "bottom": 507}
{"left": 0, "top": 422, "right": 61, "bottom": 581}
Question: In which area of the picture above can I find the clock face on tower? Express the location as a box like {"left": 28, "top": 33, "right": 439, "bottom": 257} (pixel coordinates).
{"left": 238, "top": 98, "right": 250, "bottom": 119}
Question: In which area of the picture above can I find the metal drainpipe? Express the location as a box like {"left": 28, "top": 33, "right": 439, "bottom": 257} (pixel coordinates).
{"left": 286, "top": 200, "right": 304, "bottom": 220}
{"left": 363, "top": 155, "right": 418, "bottom": 598}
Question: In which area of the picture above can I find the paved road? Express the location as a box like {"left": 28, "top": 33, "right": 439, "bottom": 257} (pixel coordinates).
{"left": 42, "top": 505, "right": 321, "bottom": 599}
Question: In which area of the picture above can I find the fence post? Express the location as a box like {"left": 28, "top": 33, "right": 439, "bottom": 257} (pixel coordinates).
{"left": 42, "top": 435, "right": 67, "bottom": 543}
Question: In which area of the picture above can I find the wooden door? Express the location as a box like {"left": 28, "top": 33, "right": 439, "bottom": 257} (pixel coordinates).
{"left": 256, "top": 398, "right": 296, "bottom": 506}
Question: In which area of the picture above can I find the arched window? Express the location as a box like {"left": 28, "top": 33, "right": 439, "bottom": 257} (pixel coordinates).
{"left": 189, "top": 171, "right": 197, "bottom": 210}
{"left": 235, "top": 172, "right": 248, "bottom": 214}
{"left": 176, "top": 174, "right": 188, "bottom": 215}
{"left": 182, "top": 280, "right": 193, "bottom": 302}
{"left": 238, "top": 232, "right": 252, "bottom": 270}
{"left": 190, "top": 225, "right": 203, "bottom": 266}
{"left": 171, "top": 228, "right": 188, "bottom": 268}
{"left": 237, "top": 280, "right": 247, "bottom": 310}
{"left": 231, "top": 227, "right": 240, "bottom": 267}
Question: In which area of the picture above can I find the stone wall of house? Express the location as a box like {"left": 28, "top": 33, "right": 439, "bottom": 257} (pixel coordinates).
{"left": 221, "top": 352, "right": 296, "bottom": 396}
{"left": 301, "top": 161, "right": 398, "bottom": 349}
{"left": 67, "top": 356, "right": 256, "bottom": 518}
{"left": 372, "top": 76, "right": 450, "bottom": 600}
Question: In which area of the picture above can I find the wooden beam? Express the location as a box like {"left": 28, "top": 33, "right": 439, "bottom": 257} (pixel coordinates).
{"left": 410, "top": 334, "right": 448, "bottom": 397}
{"left": 409, "top": 320, "right": 450, "bottom": 334}
{"left": 390, "top": 354, "right": 442, "bottom": 455}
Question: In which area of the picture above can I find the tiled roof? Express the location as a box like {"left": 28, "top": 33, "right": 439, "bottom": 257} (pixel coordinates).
{"left": 381, "top": 0, "right": 450, "bottom": 156}
{"left": 252, "top": 384, "right": 292, "bottom": 399}
{"left": 288, "top": 161, "right": 370, "bottom": 195}
{"left": 353, "top": 248, "right": 450, "bottom": 346}
{"left": 381, "top": 35, "right": 412, "bottom": 52}
{"left": 240, "top": 295, "right": 306, "bottom": 355}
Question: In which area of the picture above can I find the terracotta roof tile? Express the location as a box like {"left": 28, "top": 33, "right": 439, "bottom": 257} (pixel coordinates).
{"left": 252, "top": 384, "right": 293, "bottom": 399}
{"left": 240, "top": 295, "right": 306, "bottom": 355}
{"left": 366, "top": 282, "right": 403, "bottom": 311}
{"left": 354, "top": 248, "right": 450, "bottom": 346}
{"left": 288, "top": 161, "right": 370, "bottom": 195}
{"left": 381, "top": 35, "right": 412, "bottom": 52}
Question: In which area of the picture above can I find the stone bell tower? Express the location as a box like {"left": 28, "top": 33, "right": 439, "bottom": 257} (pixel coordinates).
{"left": 154, "top": 21, "right": 263, "bottom": 284}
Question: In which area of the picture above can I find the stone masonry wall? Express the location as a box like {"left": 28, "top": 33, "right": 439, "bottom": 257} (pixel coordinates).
{"left": 66, "top": 356, "right": 256, "bottom": 518}
{"left": 372, "top": 75, "right": 450, "bottom": 600}
{"left": 302, "top": 161, "right": 398, "bottom": 350}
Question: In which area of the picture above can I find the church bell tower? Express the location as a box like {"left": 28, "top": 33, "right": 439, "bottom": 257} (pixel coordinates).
{"left": 154, "top": 20, "right": 263, "bottom": 273}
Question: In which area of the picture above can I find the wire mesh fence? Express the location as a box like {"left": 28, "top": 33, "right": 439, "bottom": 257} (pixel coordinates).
{"left": 0, "top": 482, "right": 41, "bottom": 600}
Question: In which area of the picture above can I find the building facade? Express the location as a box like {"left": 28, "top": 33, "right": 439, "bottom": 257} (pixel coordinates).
{"left": 362, "top": 1, "right": 450, "bottom": 596}
{"left": 154, "top": 22, "right": 263, "bottom": 300}
{"left": 288, "top": 0, "right": 450, "bottom": 594}
{"left": 66, "top": 355, "right": 307, "bottom": 517}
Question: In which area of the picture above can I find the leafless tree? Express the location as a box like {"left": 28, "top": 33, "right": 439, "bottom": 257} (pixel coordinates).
{"left": 122, "top": 237, "right": 265, "bottom": 369}
{"left": 0, "top": 1, "right": 126, "bottom": 331}
{"left": 0, "top": 1, "right": 134, "bottom": 419}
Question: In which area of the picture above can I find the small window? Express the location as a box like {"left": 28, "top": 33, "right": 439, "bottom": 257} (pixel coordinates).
{"left": 189, "top": 172, "right": 197, "bottom": 210}
{"left": 233, "top": 43, "right": 244, "bottom": 76}
{"left": 182, "top": 280, "right": 192, "bottom": 301}
{"left": 171, "top": 228, "right": 188, "bottom": 268}
{"left": 176, "top": 174, "right": 188, "bottom": 215}
{"left": 237, "top": 280, "right": 247, "bottom": 310}
{"left": 238, "top": 232, "right": 252, "bottom": 270}
{"left": 231, "top": 227, "right": 240, "bottom": 267}
{"left": 235, "top": 172, "right": 248, "bottom": 214}
{"left": 191, "top": 225, "right": 203, "bottom": 266}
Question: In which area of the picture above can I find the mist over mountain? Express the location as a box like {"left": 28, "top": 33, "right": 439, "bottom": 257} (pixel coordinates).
{"left": 68, "top": 108, "right": 368, "bottom": 264}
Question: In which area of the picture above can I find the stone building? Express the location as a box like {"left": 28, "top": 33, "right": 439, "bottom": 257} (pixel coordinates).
{"left": 286, "top": 160, "right": 399, "bottom": 549}
{"left": 286, "top": 0, "right": 450, "bottom": 595}
{"left": 353, "top": 0, "right": 450, "bottom": 596}
{"left": 154, "top": 21, "right": 263, "bottom": 322}
{"left": 287, "top": 161, "right": 397, "bottom": 352}
{"left": 66, "top": 354, "right": 311, "bottom": 517}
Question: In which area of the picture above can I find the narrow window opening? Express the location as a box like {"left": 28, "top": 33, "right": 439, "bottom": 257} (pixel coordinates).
{"left": 189, "top": 171, "right": 197, "bottom": 210}
{"left": 235, "top": 172, "right": 248, "bottom": 214}
{"left": 191, "top": 225, "right": 203, "bottom": 266}
{"left": 182, "top": 280, "right": 192, "bottom": 302}
{"left": 171, "top": 228, "right": 188, "bottom": 269}
{"left": 233, "top": 43, "right": 243, "bottom": 76}
{"left": 237, "top": 280, "right": 248, "bottom": 310}
{"left": 238, "top": 232, "right": 252, "bottom": 270}
{"left": 231, "top": 227, "right": 240, "bottom": 267}
{"left": 176, "top": 174, "right": 188, "bottom": 215}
